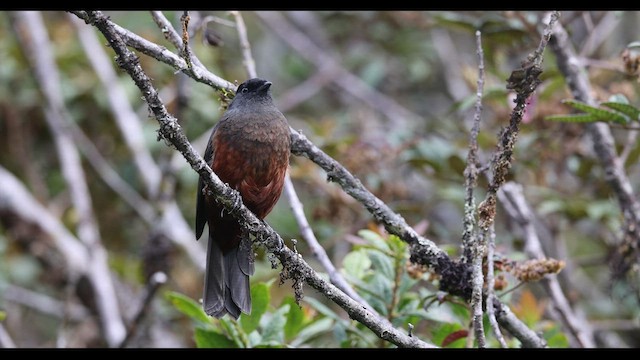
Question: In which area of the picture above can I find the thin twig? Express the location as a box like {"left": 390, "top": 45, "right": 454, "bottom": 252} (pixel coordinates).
{"left": 180, "top": 11, "right": 193, "bottom": 71}
{"left": 0, "top": 324, "right": 16, "bottom": 349}
{"left": 619, "top": 128, "right": 640, "bottom": 165}
{"left": 119, "top": 272, "right": 167, "bottom": 348}
{"left": 150, "top": 10, "right": 182, "bottom": 50}
{"left": 149, "top": 11, "right": 208, "bottom": 79}
{"left": 0, "top": 165, "right": 87, "bottom": 269}
{"left": 493, "top": 299, "right": 547, "bottom": 348}
{"left": 498, "top": 182, "right": 596, "bottom": 347}
{"left": 72, "top": 10, "right": 235, "bottom": 94}
{"left": 3, "top": 284, "right": 89, "bottom": 322}
{"left": 486, "top": 225, "right": 508, "bottom": 347}
{"left": 231, "top": 11, "right": 257, "bottom": 78}
{"left": 283, "top": 178, "right": 381, "bottom": 319}
{"left": 81, "top": 10, "right": 434, "bottom": 348}
{"left": 11, "top": 11, "right": 125, "bottom": 347}
{"left": 466, "top": 30, "right": 486, "bottom": 348}
{"left": 579, "top": 12, "right": 621, "bottom": 58}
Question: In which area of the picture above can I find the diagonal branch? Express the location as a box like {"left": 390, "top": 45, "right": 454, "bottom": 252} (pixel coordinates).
{"left": 71, "top": 10, "right": 236, "bottom": 94}
{"left": 81, "top": 10, "right": 434, "bottom": 349}
{"left": 499, "top": 182, "right": 596, "bottom": 347}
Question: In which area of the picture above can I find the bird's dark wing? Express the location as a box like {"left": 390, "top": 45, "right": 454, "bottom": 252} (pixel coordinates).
{"left": 195, "top": 126, "right": 217, "bottom": 240}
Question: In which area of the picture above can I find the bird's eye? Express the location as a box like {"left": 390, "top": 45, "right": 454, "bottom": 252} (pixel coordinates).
{"left": 241, "top": 87, "right": 249, "bottom": 93}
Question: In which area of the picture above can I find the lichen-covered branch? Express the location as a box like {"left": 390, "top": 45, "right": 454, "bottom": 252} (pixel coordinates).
{"left": 80, "top": 10, "right": 434, "bottom": 349}
{"left": 493, "top": 299, "right": 547, "bottom": 348}
{"left": 466, "top": 30, "right": 487, "bottom": 348}
{"left": 71, "top": 10, "right": 236, "bottom": 94}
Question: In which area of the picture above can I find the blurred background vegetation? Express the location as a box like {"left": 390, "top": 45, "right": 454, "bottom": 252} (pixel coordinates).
{"left": 0, "top": 11, "right": 639, "bottom": 348}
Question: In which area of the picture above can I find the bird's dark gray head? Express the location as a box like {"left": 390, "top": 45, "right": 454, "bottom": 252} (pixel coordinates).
{"left": 228, "top": 78, "right": 273, "bottom": 110}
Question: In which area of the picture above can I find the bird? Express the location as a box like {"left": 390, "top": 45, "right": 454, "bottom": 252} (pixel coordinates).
{"left": 195, "top": 78, "right": 291, "bottom": 319}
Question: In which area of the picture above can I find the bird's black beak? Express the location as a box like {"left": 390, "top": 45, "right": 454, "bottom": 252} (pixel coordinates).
{"left": 260, "top": 81, "right": 272, "bottom": 92}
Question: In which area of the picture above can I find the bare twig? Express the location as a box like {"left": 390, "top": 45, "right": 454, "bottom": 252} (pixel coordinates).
{"left": 549, "top": 15, "right": 640, "bottom": 278}
{"left": 0, "top": 165, "right": 87, "bottom": 270}
{"left": 180, "top": 12, "right": 193, "bottom": 71}
{"left": 466, "top": 30, "right": 486, "bottom": 348}
{"left": 72, "top": 10, "right": 235, "bottom": 94}
{"left": 150, "top": 11, "right": 182, "bottom": 50}
{"left": 284, "top": 178, "right": 381, "bottom": 319}
{"left": 149, "top": 11, "right": 209, "bottom": 80}
{"left": 493, "top": 299, "right": 547, "bottom": 348}
{"left": 119, "top": 272, "right": 167, "bottom": 348}
{"left": 3, "top": 284, "right": 89, "bottom": 322}
{"left": 431, "top": 28, "right": 471, "bottom": 102}
{"left": 498, "top": 182, "right": 596, "bottom": 347}
{"left": 231, "top": 11, "right": 257, "bottom": 78}
{"left": 579, "top": 12, "right": 621, "bottom": 58}
{"left": 11, "top": 11, "right": 125, "bottom": 346}
{"left": 81, "top": 10, "right": 434, "bottom": 348}
{"left": 0, "top": 324, "right": 16, "bottom": 348}
{"left": 486, "top": 226, "right": 508, "bottom": 347}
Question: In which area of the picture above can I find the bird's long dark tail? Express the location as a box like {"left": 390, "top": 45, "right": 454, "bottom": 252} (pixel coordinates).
{"left": 203, "top": 233, "right": 254, "bottom": 319}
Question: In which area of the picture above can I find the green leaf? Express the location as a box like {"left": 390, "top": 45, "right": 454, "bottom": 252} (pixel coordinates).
{"left": 165, "top": 291, "right": 210, "bottom": 325}
{"left": 545, "top": 114, "right": 600, "bottom": 123}
{"left": 218, "top": 317, "right": 246, "bottom": 347}
{"left": 369, "top": 249, "right": 395, "bottom": 280}
{"left": 239, "top": 281, "right": 271, "bottom": 334}
{"left": 260, "top": 304, "right": 289, "bottom": 344}
{"left": 194, "top": 327, "right": 237, "bottom": 348}
{"left": 254, "top": 341, "right": 287, "bottom": 348}
{"left": 387, "top": 234, "right": 407, "bottom": 254}
{"left": 357, "top": 229, "right": 390, "bottom": 252}
{"left": 602, "top": 102, "right": 640, "bottom": 122}
{"left": 342, "top": 249, "right": 372, "bottom": 279}
{"left": 283, "top": 296, "right": 306, "bottom": 340}
{"left": 303, "top": 297, "right": 345, "bottom": 323}
{"left": 290, "top": 317, "right": 334, "bottom": 347}
{"left": 544, "top": 325, "right": 570, "bottom": 348}
{"left": 0, "top": 310, "right": 5, "bottom": 322}
{"left": 561, "top": 99, "right": 629, "bottom": 123}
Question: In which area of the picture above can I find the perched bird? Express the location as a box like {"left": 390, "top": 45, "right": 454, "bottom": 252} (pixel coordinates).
{"left": 195, "top": 78, "right": 291, "bottom": 319}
